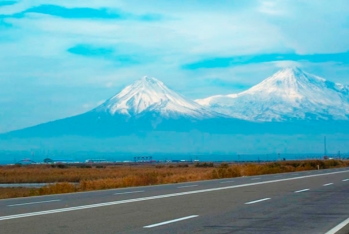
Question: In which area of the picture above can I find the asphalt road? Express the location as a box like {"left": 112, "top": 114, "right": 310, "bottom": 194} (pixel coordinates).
{"left": 1, "top": 167, "right": 349, "bottom": 233}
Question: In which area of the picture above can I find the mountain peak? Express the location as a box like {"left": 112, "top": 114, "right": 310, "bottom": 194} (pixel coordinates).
{"left": 140, "top": 76, "right": 158, "bottom": 82}
{"left": 94, "top": 76, "right": 216, "bottom": 119}
{"left": 130, "top": 76, "right": 165, "bottom": 92}
{"left": 279, "top": 66, "right": 303, "bottom": 74}
{"left": 196, "top": 68, "right": 349, "bottom": 122}
{"left": 274, "top": 67, "right": 310, "bottom": 80}
{"left": 248, "top": 67, "right": 325, "bottom": 95}
{"left": 263, "top": 67, "right": 315, "bottom": 82}
{"left": 138, "top": 76, "right": 162, "bottom": 86}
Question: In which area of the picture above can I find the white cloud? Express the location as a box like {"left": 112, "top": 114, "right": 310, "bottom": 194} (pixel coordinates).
{"left": 258, "top": 0, "right": 285, "bottom": 16}
{"left": 0, "top": 0, "right": 348, "bottom": 132}
{"left": 272, "top": 60, "right": 302, "bottom": 68}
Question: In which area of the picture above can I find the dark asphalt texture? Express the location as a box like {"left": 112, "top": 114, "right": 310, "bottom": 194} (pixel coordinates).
{"left": 0, "top": 167, "right": 349, "bottom": 234}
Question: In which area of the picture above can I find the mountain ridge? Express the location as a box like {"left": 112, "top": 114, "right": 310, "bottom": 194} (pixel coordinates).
{"left": 1, "top": 67, "right": 349, "bottom": 139}
{"left": 196, "top": 67, "right": 349, "bottom": 122}
{"left": 1, "top": 68, "right": 349, "bottom": 155}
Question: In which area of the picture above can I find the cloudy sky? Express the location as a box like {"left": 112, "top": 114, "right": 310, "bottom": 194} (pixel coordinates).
{"left": 0, "top": 0, "right": 348, "bottom": 133}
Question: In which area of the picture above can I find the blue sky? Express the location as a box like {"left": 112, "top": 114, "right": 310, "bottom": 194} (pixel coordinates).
{"left": 0, "top": 0, "right": 349, "bottom": 133}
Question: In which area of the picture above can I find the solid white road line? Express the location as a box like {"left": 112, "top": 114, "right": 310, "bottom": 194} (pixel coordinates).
{"left": 323, "top": 183, "right": 333, "bottom": 186}
{"left": 342, "top": 179, "right": 349, "bottom": 182}
{"left": 8, "top": 200, "right": 60, "bottom": 207}
{"left": 294, "top": 189, "right": 310, "bottom": 193}
{"left": 0, "top": 170, "right": 348, "bottom": 222}
{"left": 245, "top": 198, "right": 271, "bottom": 205}
{"left": 177, "top": 185, "right": 198, "bottom": 189}
{"left": 220, "top": 180, "right": 235, "bottom": 184}
{"left": 325, "top": 217, "right": 349, "bottom": 234}
{"left": 144, "top": 215, "right": 199, "bottom": 228}
{"left": 114, "top": 191, "right": 144, "bottom": 195}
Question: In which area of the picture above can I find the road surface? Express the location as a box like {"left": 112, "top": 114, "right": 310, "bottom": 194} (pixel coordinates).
{"left": 1, "top": 167, "right": 349, "bottom": 233}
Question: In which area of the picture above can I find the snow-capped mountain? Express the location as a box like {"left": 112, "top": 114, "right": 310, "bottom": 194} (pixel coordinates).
{"left": 1, "top": 76, "right": 232, "bottom": 139}
{"left": 2, "top": 70, "right": 349, "bottom": 155}
{"left": 196, "top": 67, "right": 349, "bottom": 122}
{"left": 95, "top": 76, "right": 217, "bottom": 119}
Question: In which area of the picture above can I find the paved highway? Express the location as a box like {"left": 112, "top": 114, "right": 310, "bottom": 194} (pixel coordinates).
{"left": 1, "top": 167, "right": 349, "bottom": 233}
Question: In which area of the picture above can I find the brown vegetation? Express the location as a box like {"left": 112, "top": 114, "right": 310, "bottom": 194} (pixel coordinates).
{"left": 0, "top": 160, "right": 348, "bottom": 199}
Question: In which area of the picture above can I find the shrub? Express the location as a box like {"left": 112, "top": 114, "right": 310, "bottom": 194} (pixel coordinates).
{"left": 36, "top": 183, "right": 77, "bottom": 195}
{"left": 211, "top": 165, "right": 241, "bottom": 179}
{"left": 77, "top": 164, "right": 92, "bottom": 168}
{"left": 195, "top": 162, "right": 214, "bottom": 168}
{"left": 176, "top": 164, "right": 189, "bottom": 168}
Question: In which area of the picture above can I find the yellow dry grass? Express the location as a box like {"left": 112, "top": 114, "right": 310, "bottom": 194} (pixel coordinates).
{"left": 0, "top": 160, "right": 347, "bottom": 199}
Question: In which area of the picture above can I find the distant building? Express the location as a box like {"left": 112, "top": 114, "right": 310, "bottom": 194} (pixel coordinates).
{"left": 85, "top": 159, "right": 108, "bottom": 163}
{"left": 133, "top": 156, "right": 153, "bottom": 163}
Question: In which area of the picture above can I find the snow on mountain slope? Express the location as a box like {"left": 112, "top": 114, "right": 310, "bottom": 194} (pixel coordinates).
{"left": 196, "top": 67, "right": 349, "bottom": 122}
{"left": 95, "top": 76, "right": 217, "bottom": 119}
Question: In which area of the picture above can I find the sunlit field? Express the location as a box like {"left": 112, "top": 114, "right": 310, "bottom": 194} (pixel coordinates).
{"left": 0, "top": 160, "right": 348, "bottom": 199}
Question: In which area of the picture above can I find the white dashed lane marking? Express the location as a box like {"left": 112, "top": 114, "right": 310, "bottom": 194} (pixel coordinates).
{"left": 294, "top": 189, "right": 310, "bottom": 193}
{"left": 144, "top": 215, "right": 199, "bottom": 228}
{"left": 177, "top": 185, "right": 198, "bottom": 189}
{"left": 114, "top": 191, "right": 145, "bottom": 195}
{"left": 1, "top": 170, "right": 347, "bottom": 222}
{"left": 245, "top": 198, "right": 271, "bottom": 205}
{"left": 220, "top": 180, "right": 235, "bottom": 184}
{"left": 8, "top": 200, "right": 61, "bottom": 207}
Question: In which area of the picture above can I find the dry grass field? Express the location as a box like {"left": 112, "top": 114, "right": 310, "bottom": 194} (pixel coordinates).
{"left": 0, "top": 159, "right": 348, "bottom": 199}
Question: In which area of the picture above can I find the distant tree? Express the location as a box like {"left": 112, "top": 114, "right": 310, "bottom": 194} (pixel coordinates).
{"left": 43, "top": 158, "right": 53, "bottom": 163}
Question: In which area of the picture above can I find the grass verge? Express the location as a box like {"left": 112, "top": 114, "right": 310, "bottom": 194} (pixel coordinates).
{"left": 0, "top": 159, "right": 348, "bottom": 199}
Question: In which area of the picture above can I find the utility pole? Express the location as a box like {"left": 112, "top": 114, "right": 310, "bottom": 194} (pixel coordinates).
{"left": 324, "top": 136, "right": 327, "bottom": 157}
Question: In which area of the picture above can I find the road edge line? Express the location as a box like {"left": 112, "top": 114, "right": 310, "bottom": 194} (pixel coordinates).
{"left": 325, "top": 217, "right": 349, "bottom": 234}
{"left": 1, "top": 170, "right": 348, "bottom": 222}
